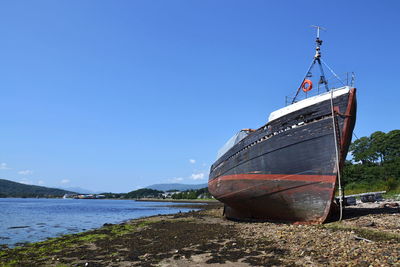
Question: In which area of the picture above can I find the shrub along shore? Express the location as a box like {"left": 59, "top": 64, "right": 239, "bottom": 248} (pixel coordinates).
{"left": 1, "top": 201, "right": 399, "bottom": 266}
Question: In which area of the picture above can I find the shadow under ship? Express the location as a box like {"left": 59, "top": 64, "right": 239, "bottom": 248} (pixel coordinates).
{"left": 208, "top": 30, "right": 357, "bottom": 224}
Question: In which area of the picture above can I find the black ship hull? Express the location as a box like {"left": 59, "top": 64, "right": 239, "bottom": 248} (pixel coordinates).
{"left": 208, "top": 87, "right": 357, "bottom": 224}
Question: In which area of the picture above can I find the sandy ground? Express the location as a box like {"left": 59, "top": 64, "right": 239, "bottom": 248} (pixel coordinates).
{"left": 0, "top": 201, "right": 399, "bottom": 267}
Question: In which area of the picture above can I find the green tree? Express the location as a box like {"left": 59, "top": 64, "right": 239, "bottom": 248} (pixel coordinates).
{"left": 370, "top": 131, "right": 386, "bottom": 163}
{"left": 386, "top": 130, "right": 400, "bottom": 161}
{"left": 344, "top": 129, "right": 400, "bottom": 194}
{"left": 349, "top": 136, "right": 376, "bottom": 164}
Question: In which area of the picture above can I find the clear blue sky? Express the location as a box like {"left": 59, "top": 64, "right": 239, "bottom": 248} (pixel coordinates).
{"left": 1, "top": 1, "right": 399, "bottom": 192}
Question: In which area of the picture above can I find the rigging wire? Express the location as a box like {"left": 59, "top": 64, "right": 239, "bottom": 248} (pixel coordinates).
{"left": 321, "top": 58, "right": 346, "bottom": 87}
{"left": 353, "top": 132, "right": 360, "bottom": 141}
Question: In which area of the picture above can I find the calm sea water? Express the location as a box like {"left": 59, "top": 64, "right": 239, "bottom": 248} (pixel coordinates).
{"left": 0, "top": 198, "right": 197, "bottom": 248}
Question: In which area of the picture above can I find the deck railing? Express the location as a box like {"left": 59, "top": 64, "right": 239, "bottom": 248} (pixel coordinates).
{"left": 285, "top": 72, "right": 355, "bottom": 106}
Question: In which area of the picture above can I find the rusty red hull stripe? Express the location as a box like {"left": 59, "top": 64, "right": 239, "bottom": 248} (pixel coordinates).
{"left": 209, "top": 174, "right": 336, "bottom": 185}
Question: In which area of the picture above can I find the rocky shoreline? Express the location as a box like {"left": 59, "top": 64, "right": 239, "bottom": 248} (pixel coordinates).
{"left": 0, "top": 201, "right": 399, "bottom": 266}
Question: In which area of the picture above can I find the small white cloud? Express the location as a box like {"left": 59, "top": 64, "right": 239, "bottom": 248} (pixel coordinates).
{"left": 168, "top": 177, "right": 184, "bottom": 183}
{"left": 19, "top": 178, "right": 33, "bottom": 185}
{"left": 191, "top": 173, "right": 205, "bottom": 180}
{"left": 189, "top": 159, "right": 196, "bottom": 164}
{"left": 60, "top": 179, "right": 70, "bottom": 184}
{"left": 18, "top": 170, "right": 33, "bottom": 175}
{"left": 37, "top": 180, "right": 44, "bottom": 185}
{"left": 0, "top": 163, "right": 9, "bottom": 170}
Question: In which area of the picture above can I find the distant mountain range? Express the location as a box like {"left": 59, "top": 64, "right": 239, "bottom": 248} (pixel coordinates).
{"left": 0, "top": 179, "right": 76, "bottom": 198}
{"left": 145, "top": 183, "right": 208, "bottom": 192}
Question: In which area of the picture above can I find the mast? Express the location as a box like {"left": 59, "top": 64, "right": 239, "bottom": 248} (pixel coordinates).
{"left": 292, "top": 25, "right": 329, "bottom": 103}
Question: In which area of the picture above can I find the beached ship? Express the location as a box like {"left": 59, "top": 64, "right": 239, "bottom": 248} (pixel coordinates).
{"left": 208, "top": 28, "right": 357, "bottom": 224}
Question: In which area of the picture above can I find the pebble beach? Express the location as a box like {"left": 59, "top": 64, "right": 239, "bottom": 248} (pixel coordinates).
{"left": 0, "top": 201, "right": 399, "bottom": 266}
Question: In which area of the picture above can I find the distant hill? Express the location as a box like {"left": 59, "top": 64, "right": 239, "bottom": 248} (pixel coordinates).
{"left": 0, "top": 179, "right": 76, "bottom": 198}
{"left": 125, "top": 188, "right": 163, "bottom": 199}
{"left": 146, "top": 183, "right": 208, "bottom": 192}
{"left": 60, "top": 187, "right": 102, "bottom": 194}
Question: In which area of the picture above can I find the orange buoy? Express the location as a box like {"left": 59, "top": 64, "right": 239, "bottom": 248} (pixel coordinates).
{"left": 302, "top": 79, "right": 313, "bottom": 92}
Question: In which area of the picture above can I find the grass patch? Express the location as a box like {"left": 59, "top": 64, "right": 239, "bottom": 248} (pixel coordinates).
{"left": 321, "top": 222, "right": 400, "bottom": 242}
{"left": 108, "top": 220, "right": 156, "bottom": 236}
{"left": 344, "top": 181, "right": 389, "bottom": 195}
{"left": 137, "top": 220, "right": 155, "bottom": 228}
{"left": 73, "top": 233, "right": 108, "bottom": 242}
{"left": 109, "top": 223, "right": 137, "bottom": 236}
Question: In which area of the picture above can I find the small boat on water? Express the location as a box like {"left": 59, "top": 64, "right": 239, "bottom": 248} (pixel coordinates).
{"left": 208, "top": 27, "right": 357, "bottom": 224}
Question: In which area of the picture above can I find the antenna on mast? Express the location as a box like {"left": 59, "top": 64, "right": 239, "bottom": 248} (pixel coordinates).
{"left": 311, "top": 25, "right": 326, "bottom": 39}
{"left": 311, "top": 25, "right": 326, "bottom": 59}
